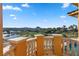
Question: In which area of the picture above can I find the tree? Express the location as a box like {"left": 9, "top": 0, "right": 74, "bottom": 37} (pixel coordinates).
{"left": 52, "top": 28, "right": 57, "bottom": 33}
{"left": 62, "top": 25, "right": 67, "bottom": 32}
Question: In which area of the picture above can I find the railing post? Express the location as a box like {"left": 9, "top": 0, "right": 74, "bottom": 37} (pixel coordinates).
{"left": 77, "top": 41, "right": 79, "bottom": 55}
{"left": 65, "top": 39, "right": 70, "bottom": 56}
{"left": 0, "top": 3, "right": 3, "bottom": 56}
{"left": 53, "top": 34, "right": 63, "bottom": 56}
{"left": 77, "top": 3, "right": 79, "bottom": 56}
{"left": 9, "top": 37, "right": 27, "bottom": 56}
{"left": 35, "top": 34, "right": 44, "bottom": 56}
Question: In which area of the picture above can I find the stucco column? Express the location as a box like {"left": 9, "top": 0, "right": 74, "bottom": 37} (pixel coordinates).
{"left": 78, "top": 3, "right": 79, "bottom": 39}
{"left": 53, "top": 34, "right": 63, "bottom": 56}
{"left": 9, "top": 37, "right": 27, "bottom": 56}
{"left": 0, "top": 3, "right": 3, "bottom": 56}
{"left": 35, "top": 34, "right": 44, "bottom": 56}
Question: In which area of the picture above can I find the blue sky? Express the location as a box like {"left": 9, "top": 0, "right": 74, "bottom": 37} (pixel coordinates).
{"left": 3, "top": 3, "right": 78, "bottom": 28}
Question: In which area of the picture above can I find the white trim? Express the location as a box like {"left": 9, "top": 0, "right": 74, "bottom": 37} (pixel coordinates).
{"left": 1, "top": 0, "right": 79, "bottom": 3}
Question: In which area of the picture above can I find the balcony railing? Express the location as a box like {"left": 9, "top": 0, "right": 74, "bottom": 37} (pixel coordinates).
{"left": 27, "top": 38, "right": 37, "bottom": 56}
{"left": 63, "top": 38, "right": 79, "bottom": 56}
{"left": 3, "top": 34, "right": 79, "bottom": 56}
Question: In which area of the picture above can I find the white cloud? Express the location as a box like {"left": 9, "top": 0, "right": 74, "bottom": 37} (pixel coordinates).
{"left": 3, "top": 5, "right": 22, "bottom": 11}
{"left": 60, "top": 15, "right": 66, "bottom": 18}
{"left": 13, "top": 17, "right": 16, "bottom": 20}
{"left": 10, "top": 14, "right": 17, "bottom": 20}
{"left": 62, "top": 3, "right": 70, "bottom": 8}
{"left": 10, "top": 14, "right": 15, "bottom": 17}
{"left": 13, "top": 7, "right": 21, "bottom": 11}
{"left": 21, "top": 3, "right": 30, "bottom": 8}
{"left": 60, "top": 15, "right": 67, "bottom": 23}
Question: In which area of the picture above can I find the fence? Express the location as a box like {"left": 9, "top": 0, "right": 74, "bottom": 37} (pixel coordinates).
{"left": 3, "top": 34, "right": 79, "bottom": 56}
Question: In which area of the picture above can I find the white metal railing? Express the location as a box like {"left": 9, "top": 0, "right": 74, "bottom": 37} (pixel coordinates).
{"left": 63, "top": 38, "right": 79, "bottom": 56}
